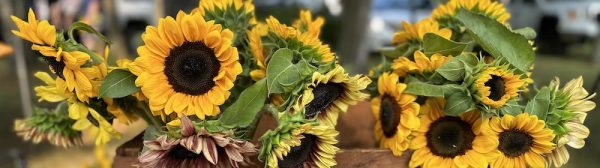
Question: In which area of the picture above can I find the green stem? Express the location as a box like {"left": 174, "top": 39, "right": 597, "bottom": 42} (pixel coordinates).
{"left": 137, "top": 102, "right": 164, "bottom": 130}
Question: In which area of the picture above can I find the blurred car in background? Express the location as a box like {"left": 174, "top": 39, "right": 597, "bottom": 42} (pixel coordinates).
{"left": 115, "top": 0, "right": 157, "bottom": 55}
{"left": 509, "top": 0, "right": 600, "bottom": 53}
{"left": 367, "top": 0, "right": 434, "bottom": 52}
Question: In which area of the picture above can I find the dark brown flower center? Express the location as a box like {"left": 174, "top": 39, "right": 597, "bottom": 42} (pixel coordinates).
{"left": 41, "top": 56, "right": 66, "bottom": 79}
{"left": 86, "top": 114, "right": 100, "bottom": 127}
{"left": 485, "top": 75, "right": 505, "bottom": 101}
{"left": 278, "top": 134, "right": 317, "bottom": 168}
{"left": 426, "top": 116, "right": 475, "bottom": 158}
{"left": 164, "top": 41, "right": 220, "bottom": 95}
{"left": 380, "top": 95, "right": 401, "bottom": 138}
{"left": 304, "top": 83, "right": 344, "bottom": 119}
{"left": 168, "top": 144, "right": 201, "bottom": 159}
{"left": 498, "top": 129, "right": 534, "bottom": 157}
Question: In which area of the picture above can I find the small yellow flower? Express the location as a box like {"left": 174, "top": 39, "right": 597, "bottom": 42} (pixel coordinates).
{"left": 392, "top": 18, "right": 452, "bottom": 44}
{"left": 293, "top": 10, "right": 325, "bottom": 38}
{"left": 371, "top": 72, "right": 420, "bottom": 156}
{"left": 294, "top": 66, "right": 370, "bottom": 126}
{"left": 474, "top": 67, "right": 524, "bottom": 108}
{"left": 391, "top": 50, "right": 452, "bottom": 76}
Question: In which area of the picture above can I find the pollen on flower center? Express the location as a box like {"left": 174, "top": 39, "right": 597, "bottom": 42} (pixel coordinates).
{"left": 278, "top": 134, "right": 316, "bottom": 168}
{"left": 164, "top": 41, "right": 220, "bottom": 95}
{"left": 380, "top": 95, "right": 401, "bottom": 138}
{"left": 498, "top": 129, "right": 534, "bottom": 157}
{"left": 168, "top": 144, "right": 201, "bottom": 159}
{"left": 426, "top": 116, "right": 475, "bottom": 158}
{"left": 485, "top": 75, "right": 505, "bottom": 101}
{"left": 304, "top": 83, "right": 344, "bottom": 119}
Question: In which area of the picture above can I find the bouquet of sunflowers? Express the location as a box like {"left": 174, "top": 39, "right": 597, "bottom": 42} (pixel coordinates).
{"left": 368, "top": 0, "right": 596, "bottom": 168}
{"left": 9, "top": 0, "right": 597, "bottom": 167}
{"left": 11, "top": 0, "right": 371, "bottom": 167}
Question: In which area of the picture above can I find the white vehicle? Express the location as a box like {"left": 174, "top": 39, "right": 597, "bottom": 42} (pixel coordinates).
{"left": 508, "top": 0, "right": 600, "bottom": 53}
{"left": 368, "top": 0, "right": 434, "bottom": 51}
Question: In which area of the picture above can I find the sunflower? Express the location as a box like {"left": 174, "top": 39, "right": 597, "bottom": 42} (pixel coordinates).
{"left": 474, "top": 67, "right": 524, "bottom": 108}
{"left": 197, "top": 0, "right": 255, "bottom": 23}
{"left": 12, "top": 9, "right": 107, "bottom": 102}
{"left": 409, "top": 98, "right": 498, "bottom": 168}
{"left": 487, "top": 113, "right": 555, "bottom": 168}
{"left": 131, "top": 11, "right": 242, "bottom": 119}
{"left": 293, "top": 65, "right": 370, "bottom": 125}
{"left": 34, "top": 71, "right": 71, "bottom": 102}
{"left": 432, "top": 0, "right": 511, "bottom": 24}
{"left": 14, "top": 107, "right": 83, "bottom": 148}
{"left": 247, "top": 23, "right": 268, "bottom": 81}
{"left": 371, "top": 72, "right": 420, "bottom": 156}
{"left": 10, "top": 9, "right": 56, "bottom": 47}
{"left": 138, "top": 116, "right": 256, "bottom": 168}
{"left": 266, "top": 16, "right": 335, "bottom": 63}
{"left": 70, "top": 101, "right": 121, "bottom": 145}
{"left": 261, "top": 122, "right": 339, "bottom": 168}
{"left": 33, "top": 71, "right": 119, "bottom": 145}
{"left": 293, "top": 10, "right": 325, "bottom": 38}
{"left": 391, "top": 50, "right": 452, "bottom": 77}
{"left": 196, "top": 0, "right": 256, "bottom": 45}
{"left": 392, "top": 18, "right": 452, "bottom": 45}
{"left": 544, "top": 77, "right": 596, "bottom": 167}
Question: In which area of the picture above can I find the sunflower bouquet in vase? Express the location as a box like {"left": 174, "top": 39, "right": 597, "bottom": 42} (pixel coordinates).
{"left": 10, "top": 0, "right": 373, "bottom": 167}
{"left": 368, "top": 0, "right": 595, "bottom": 168}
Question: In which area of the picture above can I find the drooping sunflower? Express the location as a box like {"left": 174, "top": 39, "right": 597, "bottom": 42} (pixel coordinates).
{"left": 392, "top": 18, "right": 452, "bottom": 45}
{"left": 488, "top": 113, "right": 555, "bottom": 168}
{"left": 474, "top": 67, "right": 524, "bottom": 108}
{"left": 293, "top": 10, "right": 325, "bottom": 38}
{"left": 266, "top": 16, "right": 335, "bottom": 63}
{"left": 260, "top": 121, "right": 339, "bottom": 168}
{"left": 544, "top": 77, "right": 596, "bottom": 167}
{"left": 138, "top": 116, "right": 256, "bottom": 168}
{"left": 247, "top": 23, "right": 269, "bottom": 81}
{"left": 197, "top": 0, "right": 255, "bottom": 22}
{"left": 432, "top": 0, "right": 511, "bottom": 24}
{"left": 293, "top": 65, "right": 370, "bottom": 125}
{"left": 391, "top": 50, "right": 453, "bottom": 77}
{"left": 410, "top": 98, "right": 499, "bottom": 168}
{"left": 131, "top": 11, "right": 242, "bottom": 119}
{"left": 371, "top": 72, "right": 420, "bottom": 156}
{"left": 14, "top": 107, "right": 83, "bottom": 148}
{"left": 12, "top": 9, "right": 107, "bottom": 102}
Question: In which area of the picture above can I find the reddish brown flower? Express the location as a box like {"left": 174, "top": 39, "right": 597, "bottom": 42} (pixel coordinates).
{"left": 138, "top": 116, "right": 256, "bottom": 168}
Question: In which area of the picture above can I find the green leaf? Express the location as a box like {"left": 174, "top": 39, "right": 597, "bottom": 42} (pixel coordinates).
{"left": 445, "top": 90, "right": 476, "bottom": 116}
{"left": 423, "top": 33, "right": 468, "bottom": 56}
{"left": 266, "top": 48, "right": 303, "bottom": 94}
{"left": 219, "top": 79, "right": 268, "bottom": 128}
{"left": 68, "top": 22, "right": 111, "bottom": 44}
{"left": 456, "top": 9, "right": 534, "bottom": 73}
{"left": 405, "top": 81, "right": 446, "bottom": 97}
{"left": 436, "top": 58, "right": 465, "bottom": 82}
{"left": 513, "top": 27, "right": 537, "bottom": 40}
{"left": 525, "top": 87, "right": 552, "bottom": 120}
{"left": 500, "top": 100, "right": 523, "bottom": 116}
{"left": 99, "top": 69, "right": 140, "bottom": 98}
